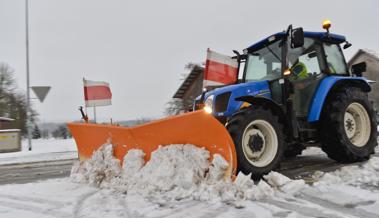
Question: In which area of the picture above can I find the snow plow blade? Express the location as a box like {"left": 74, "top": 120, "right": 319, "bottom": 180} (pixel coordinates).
{"left": 67, "top": 110, "right": 237, "bottom": 176}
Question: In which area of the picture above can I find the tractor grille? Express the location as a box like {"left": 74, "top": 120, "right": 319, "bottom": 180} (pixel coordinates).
{"left": 214, "top": 92, "right": 231, "bottom": 113}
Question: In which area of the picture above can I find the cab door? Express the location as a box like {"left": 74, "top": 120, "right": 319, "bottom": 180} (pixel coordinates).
{"left": 287, "top": 38, "right": 326, "bottom": 118}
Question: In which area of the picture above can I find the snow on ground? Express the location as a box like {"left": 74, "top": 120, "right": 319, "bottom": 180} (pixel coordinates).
{"left": 2, "top": 175, "right": 379, "bottom": 218}
{"left": 1, "top": 143, "right": 379, "bottom": 218}
{"left": 301, "top": 147, "right": 325, "bottom": 156}
{"left": 0, "top": 139, "right": 77, "bottom": 165}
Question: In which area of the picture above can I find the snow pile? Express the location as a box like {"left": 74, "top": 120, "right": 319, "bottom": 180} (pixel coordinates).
{"left": 264, "top": 171, "right": 306, "bottom": 194}
{"left": 125, "top": 144, "right": 210, "bottom": 192}
{"left": 314, "top": 157, "right": 379, "bottom": 188}
{"left": 71, "top": 143, "right": 306, "bottom": 203}
{"left": 121, "top": 149, "right": 145, "bottom": 178}
{"left": 70, "top": 144, "right": 121, "bottom": 187}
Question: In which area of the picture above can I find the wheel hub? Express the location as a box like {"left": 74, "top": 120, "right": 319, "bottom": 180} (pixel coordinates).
{"left": 248, "top": 133, "right": 264, "bottom": 152}
{"left": 243, "top": 129, "right": 266, "bottom": 159}
{"left": 344, "top": 112, "right": 356, "bottom": 139}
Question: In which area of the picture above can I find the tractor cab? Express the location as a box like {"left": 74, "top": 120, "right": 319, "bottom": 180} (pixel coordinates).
{"left": 241, "top": 27, "right": 350, "bottom": 118}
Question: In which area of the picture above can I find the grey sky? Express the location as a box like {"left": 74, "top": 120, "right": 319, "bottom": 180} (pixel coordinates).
{"left": 0, "top": 0, "right": 378, "bottom": 122}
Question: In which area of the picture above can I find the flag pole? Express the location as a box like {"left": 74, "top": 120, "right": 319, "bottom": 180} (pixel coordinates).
{"left": 84, "top": 106, "right": 88, "bottom": 121}
{"left": 83, "top": 77, "right": 88, "bottom": 121}
{"left": 94, "top": 106, "right": 97, "bottom": 123}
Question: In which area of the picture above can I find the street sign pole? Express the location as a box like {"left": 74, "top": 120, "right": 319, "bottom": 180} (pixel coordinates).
{"left": 25, "top": 0, "right": 32, "bottom": 151}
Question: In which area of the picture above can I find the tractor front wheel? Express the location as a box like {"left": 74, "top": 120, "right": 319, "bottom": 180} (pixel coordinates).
{"left": 320, "top": 87, "right": 378, "bottom": 162}
{"left": 227, "top": 106, "right": 284, "bottom": 180}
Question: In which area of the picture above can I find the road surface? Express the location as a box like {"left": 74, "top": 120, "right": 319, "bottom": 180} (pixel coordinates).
{"left": 0, "top": 159, "right": 75, "bottom": 185}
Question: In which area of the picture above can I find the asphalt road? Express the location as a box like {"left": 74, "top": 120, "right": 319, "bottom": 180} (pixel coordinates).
{"left": 0, "top": 152, "right": 378, "bottom": 185}
{"left": 0, "top": 159, "right": 76, "bottom": 185}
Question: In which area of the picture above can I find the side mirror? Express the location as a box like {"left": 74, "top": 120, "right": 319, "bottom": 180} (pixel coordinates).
{"left": 291, "top": 27, "right": 304, "bottom": 48}
{"left": 351, "top": 61, "right": 366, "bottom": 77}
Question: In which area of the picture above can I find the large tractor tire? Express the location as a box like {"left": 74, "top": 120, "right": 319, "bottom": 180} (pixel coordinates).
{"left": 227, "top": 106, "right": 285, "bottom": 180}
{"left": 320, "top": 87, "right": 378, "bottom": 163}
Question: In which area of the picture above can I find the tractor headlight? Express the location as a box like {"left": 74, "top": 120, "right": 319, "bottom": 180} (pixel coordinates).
{"left": 204, "top": 95, "right": 214, "bottom": 114}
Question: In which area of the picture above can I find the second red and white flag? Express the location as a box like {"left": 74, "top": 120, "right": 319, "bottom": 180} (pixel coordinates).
{"left": 203, "top": 49, "right": 238, "bottom": 88}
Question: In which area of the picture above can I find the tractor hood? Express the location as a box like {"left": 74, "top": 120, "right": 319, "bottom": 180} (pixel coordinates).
{"left": 199, "top": 80, "right": 271, "bottom": 117}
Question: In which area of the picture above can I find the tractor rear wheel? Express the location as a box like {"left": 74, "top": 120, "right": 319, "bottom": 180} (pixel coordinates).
{"left": 320, "top": 87, "right": 378, "bottom": 162}
{"left": 227, "top": 106, "right": 284, "bottom": 180}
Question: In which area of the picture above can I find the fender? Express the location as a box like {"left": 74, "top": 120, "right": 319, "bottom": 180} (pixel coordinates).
{"left": 308, "top": 76, "right": 371, "bottom": 122}
{"left": 235, "top": 96, "right": 285, "bottom": 120}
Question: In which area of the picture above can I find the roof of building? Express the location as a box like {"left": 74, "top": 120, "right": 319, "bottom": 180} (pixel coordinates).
{"left": 0, "top": 117, "right": 14, "bottom": 122}
{"left": 173, "top": 66, "right": 204, "bottom": 99}
{"left": 246, "top": 31, "right": 346, "bottom": 52}
{"left": 348, "top": 49, "right": 379, "bottom": 66}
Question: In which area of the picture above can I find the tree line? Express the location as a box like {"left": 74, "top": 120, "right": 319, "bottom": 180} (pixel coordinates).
{"left": 32, "top": 124, "right": 71, "bottom": 139}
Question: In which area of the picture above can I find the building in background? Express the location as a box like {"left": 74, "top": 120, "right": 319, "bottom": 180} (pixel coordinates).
{"left": 0, "top": 117, "right": 21, "bottom": 153}
{"left": 0, "top": 117, "right": 14, "bottom": 130}
{"left": 348, "top": 49, "right": 379, "bottom": 111}
{"left": 172, "top": 65, "right": 204, "bottom": 112}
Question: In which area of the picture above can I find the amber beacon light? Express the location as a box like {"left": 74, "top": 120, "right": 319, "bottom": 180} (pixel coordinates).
{"left": 322, "top": 19, "right": 331, "bottom": 31}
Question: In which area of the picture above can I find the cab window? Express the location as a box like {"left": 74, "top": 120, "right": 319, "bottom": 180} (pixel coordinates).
{"left": 244, "top": 40, "right": 282, "bottom": 82}
{"left": 287, "top": 37, "right": 324, "bottom": 78}
{"left": 323, "top": 43, "right": 348, "bottom": 74}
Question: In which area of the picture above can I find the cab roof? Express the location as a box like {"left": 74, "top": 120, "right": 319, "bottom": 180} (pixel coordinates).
{"left": 246, "top": 31, "right": 346, "bottom": 52}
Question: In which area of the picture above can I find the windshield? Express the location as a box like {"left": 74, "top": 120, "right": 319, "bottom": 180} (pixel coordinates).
{"left": 244, "top": 40, "right": 282, "bottom": 82}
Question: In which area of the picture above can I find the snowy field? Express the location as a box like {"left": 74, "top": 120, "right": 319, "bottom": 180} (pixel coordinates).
{"left": 0, "top": 141, "right": 379, "bottom": 218}
{"left": 0, "top": 139, "right": 77, "bottom": 165}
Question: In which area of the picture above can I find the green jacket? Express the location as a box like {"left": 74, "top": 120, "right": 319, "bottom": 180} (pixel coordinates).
{"left": 290, "top": 62, "right": 308, "bottom": 80}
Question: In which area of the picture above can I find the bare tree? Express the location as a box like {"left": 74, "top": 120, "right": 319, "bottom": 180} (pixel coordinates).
{"left": 0, "top": 63, "right": 37, "bottom": 135}
{"left": 0, "top": 63, "right": 16, "bottom": 94}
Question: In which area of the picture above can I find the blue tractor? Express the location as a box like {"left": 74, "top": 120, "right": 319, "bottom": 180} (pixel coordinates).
{"left": 195, "top": 22, "right": 378, "bottom": 179}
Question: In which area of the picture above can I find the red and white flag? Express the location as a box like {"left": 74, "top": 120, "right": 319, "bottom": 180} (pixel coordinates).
{"left": 83, "top": 79, "right": 112, "bottom": 107}
{"left": 203, "top": 49, "right": 238, "bottom": 88}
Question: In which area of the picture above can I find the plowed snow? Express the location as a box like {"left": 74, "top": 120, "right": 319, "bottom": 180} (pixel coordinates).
{"left": 70, "top": 143, "right": 304, "bottom": 203}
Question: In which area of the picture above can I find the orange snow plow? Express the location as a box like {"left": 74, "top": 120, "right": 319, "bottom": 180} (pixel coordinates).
{"left": 67, "top": 110, "right": 237, "bottom": 176}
